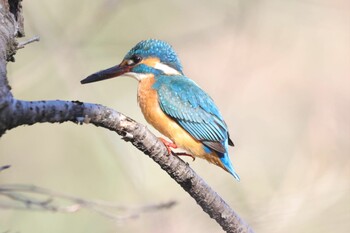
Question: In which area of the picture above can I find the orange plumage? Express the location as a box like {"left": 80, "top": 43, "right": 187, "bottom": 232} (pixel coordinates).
{"left": 137, "top": 75, "right": 230, "bottom": 172}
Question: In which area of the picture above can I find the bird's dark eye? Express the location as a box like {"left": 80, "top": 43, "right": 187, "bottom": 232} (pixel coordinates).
{"left": 133, "top": 55, "right": 142, "bottom": 63}
{"left": 128, "top": 55, "right": 142, "bottom": 65}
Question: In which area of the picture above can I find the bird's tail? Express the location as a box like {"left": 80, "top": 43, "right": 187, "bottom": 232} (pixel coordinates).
{"left": 219, "top": 153, "right": 240, "bottom": 181}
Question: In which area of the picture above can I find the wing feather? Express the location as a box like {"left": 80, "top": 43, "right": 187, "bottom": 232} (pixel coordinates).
{"left": 153, "top": 75, "right": 233, "bottom": 153}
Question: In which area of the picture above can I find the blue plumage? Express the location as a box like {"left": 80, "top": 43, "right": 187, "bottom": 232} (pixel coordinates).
{"left": 153, "top": 75, "right": 240, "bottom": 180}
{"left": 153, "top": 75, "right": 227, "bottom": 143}
{"left": 125, "top": 39, "right": 183, "bottom": 74}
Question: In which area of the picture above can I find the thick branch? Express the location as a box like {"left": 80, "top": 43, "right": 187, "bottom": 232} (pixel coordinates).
{"left": 0, "top": 99, "right": 253, "bottom": 233}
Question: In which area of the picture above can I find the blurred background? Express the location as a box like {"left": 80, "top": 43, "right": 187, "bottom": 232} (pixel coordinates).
{"left": 1, "top": 0, "right": 349, "bottom": 232}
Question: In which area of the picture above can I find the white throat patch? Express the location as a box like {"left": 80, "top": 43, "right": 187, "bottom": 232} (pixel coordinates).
{"left": 124, "top": 72, "right": 149, "bottom": 81}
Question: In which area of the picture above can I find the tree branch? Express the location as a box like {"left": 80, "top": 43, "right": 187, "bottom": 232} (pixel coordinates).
{"left": 0, "top": 99, "right": 254, "bottom": 233}
{"left": 0, "top": 183, "right": 176, "bottom": 221}
{"left": 16, "top": 36, "right": 40, "bottom": 50}
{"left": 0, "top": 1, "right": 254, "bottom": 232}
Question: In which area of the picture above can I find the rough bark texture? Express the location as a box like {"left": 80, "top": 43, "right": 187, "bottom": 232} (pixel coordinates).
{"left": 0, "top": 1, "right": 254, "bottom": 232}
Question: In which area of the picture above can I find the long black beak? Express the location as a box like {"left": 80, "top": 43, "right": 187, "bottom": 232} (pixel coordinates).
{"left": 81, "top": 64, "right": 130, "bottom": 84}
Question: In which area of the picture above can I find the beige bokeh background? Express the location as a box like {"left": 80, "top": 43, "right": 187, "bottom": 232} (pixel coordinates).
{"left": 1, "top": 0, "right": 349, "bottom": 232}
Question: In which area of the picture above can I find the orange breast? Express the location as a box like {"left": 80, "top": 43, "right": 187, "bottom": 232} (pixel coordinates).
{"left": 137, "top": 76, "right": 228, "bottom": 171}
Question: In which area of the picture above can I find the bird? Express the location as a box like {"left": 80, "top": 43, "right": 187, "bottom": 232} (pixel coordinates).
{"left": 81, "top": 39, "right": 240, "bottom": 180}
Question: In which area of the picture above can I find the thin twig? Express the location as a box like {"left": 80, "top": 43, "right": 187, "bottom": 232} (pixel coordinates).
{"left": 0, "top": 184, "right": 176, "bottom": 221}
{"left": 16, "top": 36, "right": 40, "bottom": 49}
{"left": 0, "top": 165, "right": 11, "bottom": 172}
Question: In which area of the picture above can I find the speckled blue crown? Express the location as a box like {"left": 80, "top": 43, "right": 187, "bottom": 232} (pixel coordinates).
{"left": 125, "top": 39, "right": 183, "bottom": 74}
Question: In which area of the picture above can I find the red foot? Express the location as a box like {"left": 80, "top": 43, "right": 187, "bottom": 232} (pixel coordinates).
{"left": 159, "top": 137, "right": 177, "bottom": 155}
{"left": 158, "top": 137, "right": 196, "bottom": 161}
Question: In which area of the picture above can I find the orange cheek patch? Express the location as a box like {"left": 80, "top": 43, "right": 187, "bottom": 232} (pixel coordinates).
{"left": 141, "top": 57, "right": 160, "bottom": 67}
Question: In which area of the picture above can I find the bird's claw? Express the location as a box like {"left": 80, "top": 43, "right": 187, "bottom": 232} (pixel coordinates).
{"left": 158, "top": 137, "right": 177, "bottom": 155}
{"left": 173, "top": 152, "right": 196, "bottom": 161}
{"left": 158, "top": 137, "right": 196, "bottom": 161}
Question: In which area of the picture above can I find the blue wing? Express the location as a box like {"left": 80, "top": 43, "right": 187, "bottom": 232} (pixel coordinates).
{"left": 153, "top": 75, "right": 232, "bottom": 153}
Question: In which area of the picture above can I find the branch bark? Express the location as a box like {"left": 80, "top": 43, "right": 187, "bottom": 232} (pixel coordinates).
{"left": 0, "top": 1, "right": 254, "bottom": 232}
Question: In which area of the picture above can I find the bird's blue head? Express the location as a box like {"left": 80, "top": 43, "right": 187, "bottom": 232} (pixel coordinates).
{"left": 125, "top": 39, "right": 183, "bottom": 74}
{"left": 81, "top": 39, "right": 183, "bottom": 84}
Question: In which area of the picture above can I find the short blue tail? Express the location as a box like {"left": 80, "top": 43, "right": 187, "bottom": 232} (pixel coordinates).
{"left": 220, "top": 153, "right": 240, "bottom": 181}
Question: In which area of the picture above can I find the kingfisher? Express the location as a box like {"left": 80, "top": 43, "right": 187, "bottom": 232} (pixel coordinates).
{"left": 81, "top": 39, "right": 240, "bottom": 180}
